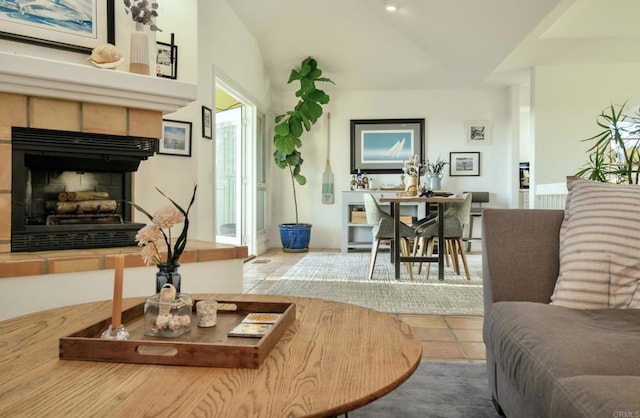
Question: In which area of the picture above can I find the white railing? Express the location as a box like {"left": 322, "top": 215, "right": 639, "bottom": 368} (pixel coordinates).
{"left": 535, "top": 183, "right": 567, "bottom": 209}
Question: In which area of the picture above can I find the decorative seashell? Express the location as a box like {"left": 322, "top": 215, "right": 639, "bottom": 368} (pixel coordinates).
{"left": 158, "top": 283, "right": 176, "bottom": 315}
{"left": 87, "top": 43, "right": 124, "bottom": 69}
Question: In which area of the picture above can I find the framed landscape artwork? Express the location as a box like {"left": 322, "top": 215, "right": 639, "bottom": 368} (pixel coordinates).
{"left": 160, "top": 119, "right": 192, "bottom": 157}
{"left": 450, "top": 152, "right": 480, "bottom": 176}
{"left": 350, "top": 118, "right": 425, "bottom": 173}
{"left": 0, "top": 0, "right": 115, "bottom": 53}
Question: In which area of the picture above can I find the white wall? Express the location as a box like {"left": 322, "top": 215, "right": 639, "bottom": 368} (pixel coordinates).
{"left": 194, "top": 0, "right": 271, "bottom": 245}
{"left": 269, "top": 87, "right": 512, "bottom": 249}
{"left": 533, "top": 63, "right": 640, "bottom": 191}
{"left": 0, "top": 260, "right": 243, "bottom": 321}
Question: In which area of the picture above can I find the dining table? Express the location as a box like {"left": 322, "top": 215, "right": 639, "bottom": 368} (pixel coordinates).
{"left": 380, "top": 195, "right": 465, "bottom": 281}
{"left": 0, "top": 293, "right": 422, "bottom": 417}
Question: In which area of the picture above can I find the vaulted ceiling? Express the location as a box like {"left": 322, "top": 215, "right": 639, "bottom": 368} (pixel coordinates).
{"left": 227, "top": 0, "right": 640, "bottom": 91}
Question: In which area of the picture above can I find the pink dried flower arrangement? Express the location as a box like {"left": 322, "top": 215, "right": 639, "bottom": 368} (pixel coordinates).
{"left": 130, "top": 185, "right": 197, "bottom": 266}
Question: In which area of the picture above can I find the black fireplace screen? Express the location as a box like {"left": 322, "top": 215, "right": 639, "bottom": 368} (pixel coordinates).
{"left": 11, "top": 127, "right": 158, "bottom": 252}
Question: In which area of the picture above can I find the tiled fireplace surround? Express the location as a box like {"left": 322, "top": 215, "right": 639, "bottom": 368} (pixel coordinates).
{"left": 0, "top": 54, "right": 247, "bottom": 281}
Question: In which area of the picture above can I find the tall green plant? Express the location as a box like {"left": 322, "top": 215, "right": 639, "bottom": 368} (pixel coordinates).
{"left": 577, "top": 103, "right": 640, "bottom": 184}
{"left": 273, "top": 57, "right": 334, "bottom": 223}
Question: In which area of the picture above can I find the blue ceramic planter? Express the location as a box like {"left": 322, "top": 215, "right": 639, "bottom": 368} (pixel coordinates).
{"left": 279, "top": 223, "right": 312, "bottom": 252}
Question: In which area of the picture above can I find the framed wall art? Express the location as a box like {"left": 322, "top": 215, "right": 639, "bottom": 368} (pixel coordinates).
{"left": 350, "top": 118, "right": 425, "bottom": 173}
{"left": 465, "top": 120, "right": 491, "bottom": 145}
{"left": 450, "top": 152, "right": 480, "bottom": 176}
{"left": 202, "top": 106, "right": 213, "bottom": 139}
{"left": 156, "top": 41, "right": 178, "bottom": 79}
{"left": 160, "top": 119, "right": 192, "bottom": 157}
{"left": 0, "top": 0, "right": 115, "bottom": 54}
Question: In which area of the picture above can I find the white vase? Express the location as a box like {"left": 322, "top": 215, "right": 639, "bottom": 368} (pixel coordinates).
{"left": 129, "top": 22, "right": 150, "bottom": 75}
{"left": 427, "top": 173, "right": 443, "bottom": 191}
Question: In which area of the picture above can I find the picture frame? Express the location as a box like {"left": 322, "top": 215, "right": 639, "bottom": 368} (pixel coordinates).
{"left": 201, "top": 106, "right": 213, "bottom": 139}
{"left": 350, "top": 118, "right": 425, "bottom": 173}
{"left": 465, "top": 120, "right": 491, "bottom": 145}
{"left": 159, "top": 119, "right": 192, "bottom": 157}
{"left": 156, "top": 41, "right": 178, "bottom": 79}
{"left": 450, "top": 152, "right": 480, "bottom": 176}
{"left": 0, "top": 0, "right": 115, "bottom": 54}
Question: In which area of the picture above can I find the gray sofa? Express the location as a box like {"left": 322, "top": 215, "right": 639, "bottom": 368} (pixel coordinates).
{"left": 482, "top": 209, "right": 640, "bottom": 418}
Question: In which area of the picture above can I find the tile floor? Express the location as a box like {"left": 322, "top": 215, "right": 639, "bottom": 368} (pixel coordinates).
{"left": 243, "top": 248, "right": 485, "bottom": 363}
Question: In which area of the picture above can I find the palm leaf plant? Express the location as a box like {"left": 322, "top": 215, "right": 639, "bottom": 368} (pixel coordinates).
{"left": 577, "top": 103, "right": 640, "bottom": 184}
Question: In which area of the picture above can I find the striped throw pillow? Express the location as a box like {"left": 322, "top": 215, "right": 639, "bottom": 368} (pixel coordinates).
{"left": 550, "top": 179, "right": 640, "bottom": 309}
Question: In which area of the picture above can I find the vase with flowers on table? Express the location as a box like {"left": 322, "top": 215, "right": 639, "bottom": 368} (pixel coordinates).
{"left": 131, "top": 185, "right": 197, "bottom": 337}
{"left": 402, "top": 154, "right": 426, "bottom": 196}
{"left": 425, "top": 157, "right": 448, "bottom": 191}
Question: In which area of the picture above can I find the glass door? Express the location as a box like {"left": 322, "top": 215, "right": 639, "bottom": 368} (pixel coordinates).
{"left": 215, "top": 106, "right": 243, "bottom": 245}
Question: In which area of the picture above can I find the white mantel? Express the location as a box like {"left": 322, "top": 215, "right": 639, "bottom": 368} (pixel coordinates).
{"left": 0, "top": 52, "right": 197, "bottom": 113}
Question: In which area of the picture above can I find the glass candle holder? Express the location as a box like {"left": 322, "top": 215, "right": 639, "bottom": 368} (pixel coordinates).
{"left": 144, "top": 293, "right": 193, "bottom": 338}
{"left": 196, "top": 300, "right": 218, "bottom": 327}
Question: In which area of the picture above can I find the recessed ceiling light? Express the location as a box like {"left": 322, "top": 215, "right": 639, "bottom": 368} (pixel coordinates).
{"left": 385, "top": 2, "right": 397, "bottom": 12}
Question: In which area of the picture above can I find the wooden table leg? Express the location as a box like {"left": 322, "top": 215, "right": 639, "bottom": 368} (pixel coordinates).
{"left": 393, "top": 201, "right": 401, "bottom": 280}
{"left": 437, "top": 202, "right": 445, "bottom": 281}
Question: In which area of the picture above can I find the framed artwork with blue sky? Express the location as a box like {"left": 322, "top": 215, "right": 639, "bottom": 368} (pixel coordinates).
{"left": 350, "top": 118, "right": 425, "bottom": 173}
{"left": 0, "top": 0, "right": 114, "bottom": 54}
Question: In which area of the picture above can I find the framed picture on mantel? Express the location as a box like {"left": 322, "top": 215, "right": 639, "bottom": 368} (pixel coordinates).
{"left": 0, "top": 0, "right": 115, "bottom": 54}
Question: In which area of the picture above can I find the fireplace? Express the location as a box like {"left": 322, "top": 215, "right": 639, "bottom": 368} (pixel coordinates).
{"left": 11, "top": 127, "right": 158, "bottom": 252}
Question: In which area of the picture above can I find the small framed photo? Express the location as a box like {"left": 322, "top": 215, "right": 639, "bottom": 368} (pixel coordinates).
{"left": 202, "top": 106, "right": 213, "bottom": 139}
{"left": 160, "top": 119, "right": 192, "bottom": 157}
{"left": 450, "top": 152, "right": 480, "bottom": 176}
{"left": 465, "top": 120, "right": 491, "bottom": 145}
{"left": 156, "top": 41, "right": 178, "bottom": 79}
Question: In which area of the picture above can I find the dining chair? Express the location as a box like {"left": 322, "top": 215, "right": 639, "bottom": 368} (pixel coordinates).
{"left": 362, "top": 194, "right": 415, "bottom": 280}
{"left": 412, "top": 193, "right": 472, "bottom": 280}
{"left": 462, "top": 191, "right": 490, "bottom": 252}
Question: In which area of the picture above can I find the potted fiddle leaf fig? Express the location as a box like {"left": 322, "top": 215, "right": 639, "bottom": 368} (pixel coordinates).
{"left": 577, "top": 102, "right": 640, "bottom": 184}
{"left": 273, "top": 56, "right": 334, "bottom": 252}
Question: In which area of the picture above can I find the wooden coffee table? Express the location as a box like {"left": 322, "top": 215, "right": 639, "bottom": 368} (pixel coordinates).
{"left": 0, "top": 294, "right": 422, "bottom": 417}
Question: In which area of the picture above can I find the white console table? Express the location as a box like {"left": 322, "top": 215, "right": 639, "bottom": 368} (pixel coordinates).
{"left": 341, "top": 190, "right": 426, "bottom": 253}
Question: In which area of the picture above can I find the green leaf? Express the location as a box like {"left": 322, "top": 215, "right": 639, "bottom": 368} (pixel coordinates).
{"left": 294, "top": 173, "right": 307, "bottom": 185}
{"left": 287, "top": 69, "right": 300, "bottom": 83}
{"left": 299, "top": 63, "right": 311, "bottom": 78}
{"left": 306, "top": 101, "right": 323, "bottom": 122}
{"left": 275, "top": 114, "right": 286, "bottom": 123}
{"left": 307, "top": 90, "right": 329, "bottom": 104}
{"left": 299, "top": 78, "right": 315, "bottom": 94}
{"left": 316, "top": 77, "right": 335, "bottom": 84}
{"left": 274, "top": 122, "right": 290, "bottom": 136}
{"left": 308, "top": 68, "right": 322, "bottom": 79}
{"left": 289, "top": 116, "right": 303, "bottom": 137}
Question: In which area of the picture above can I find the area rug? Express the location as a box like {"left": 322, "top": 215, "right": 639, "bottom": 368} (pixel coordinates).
{"left": 266, "top": 252, "right": 484, "bottom": 315}
{"left": 350, "top": 361, "right": 498, "bottom": 418}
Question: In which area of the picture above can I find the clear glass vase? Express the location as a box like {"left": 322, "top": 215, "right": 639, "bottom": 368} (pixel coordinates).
{"left": 144, "top": 293, "right": 193, "bottom": 338}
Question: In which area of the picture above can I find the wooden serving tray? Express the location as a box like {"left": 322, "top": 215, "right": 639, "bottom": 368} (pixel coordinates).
{"left": 59, "top": 299, "right": 296, "bottom": 368}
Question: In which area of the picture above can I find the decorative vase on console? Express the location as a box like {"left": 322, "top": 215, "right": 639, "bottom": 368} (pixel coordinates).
{"left": 123, "top": 0, "right": 162, "bottom": 75}
{"left": 427, "top": 173, "right": 443, "bottom": 191}
{"left": 425, "top": 157, "right": 448, "bottom": 191}
{"left": 129, "top": 185, "right": 197, "bottom": 296}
